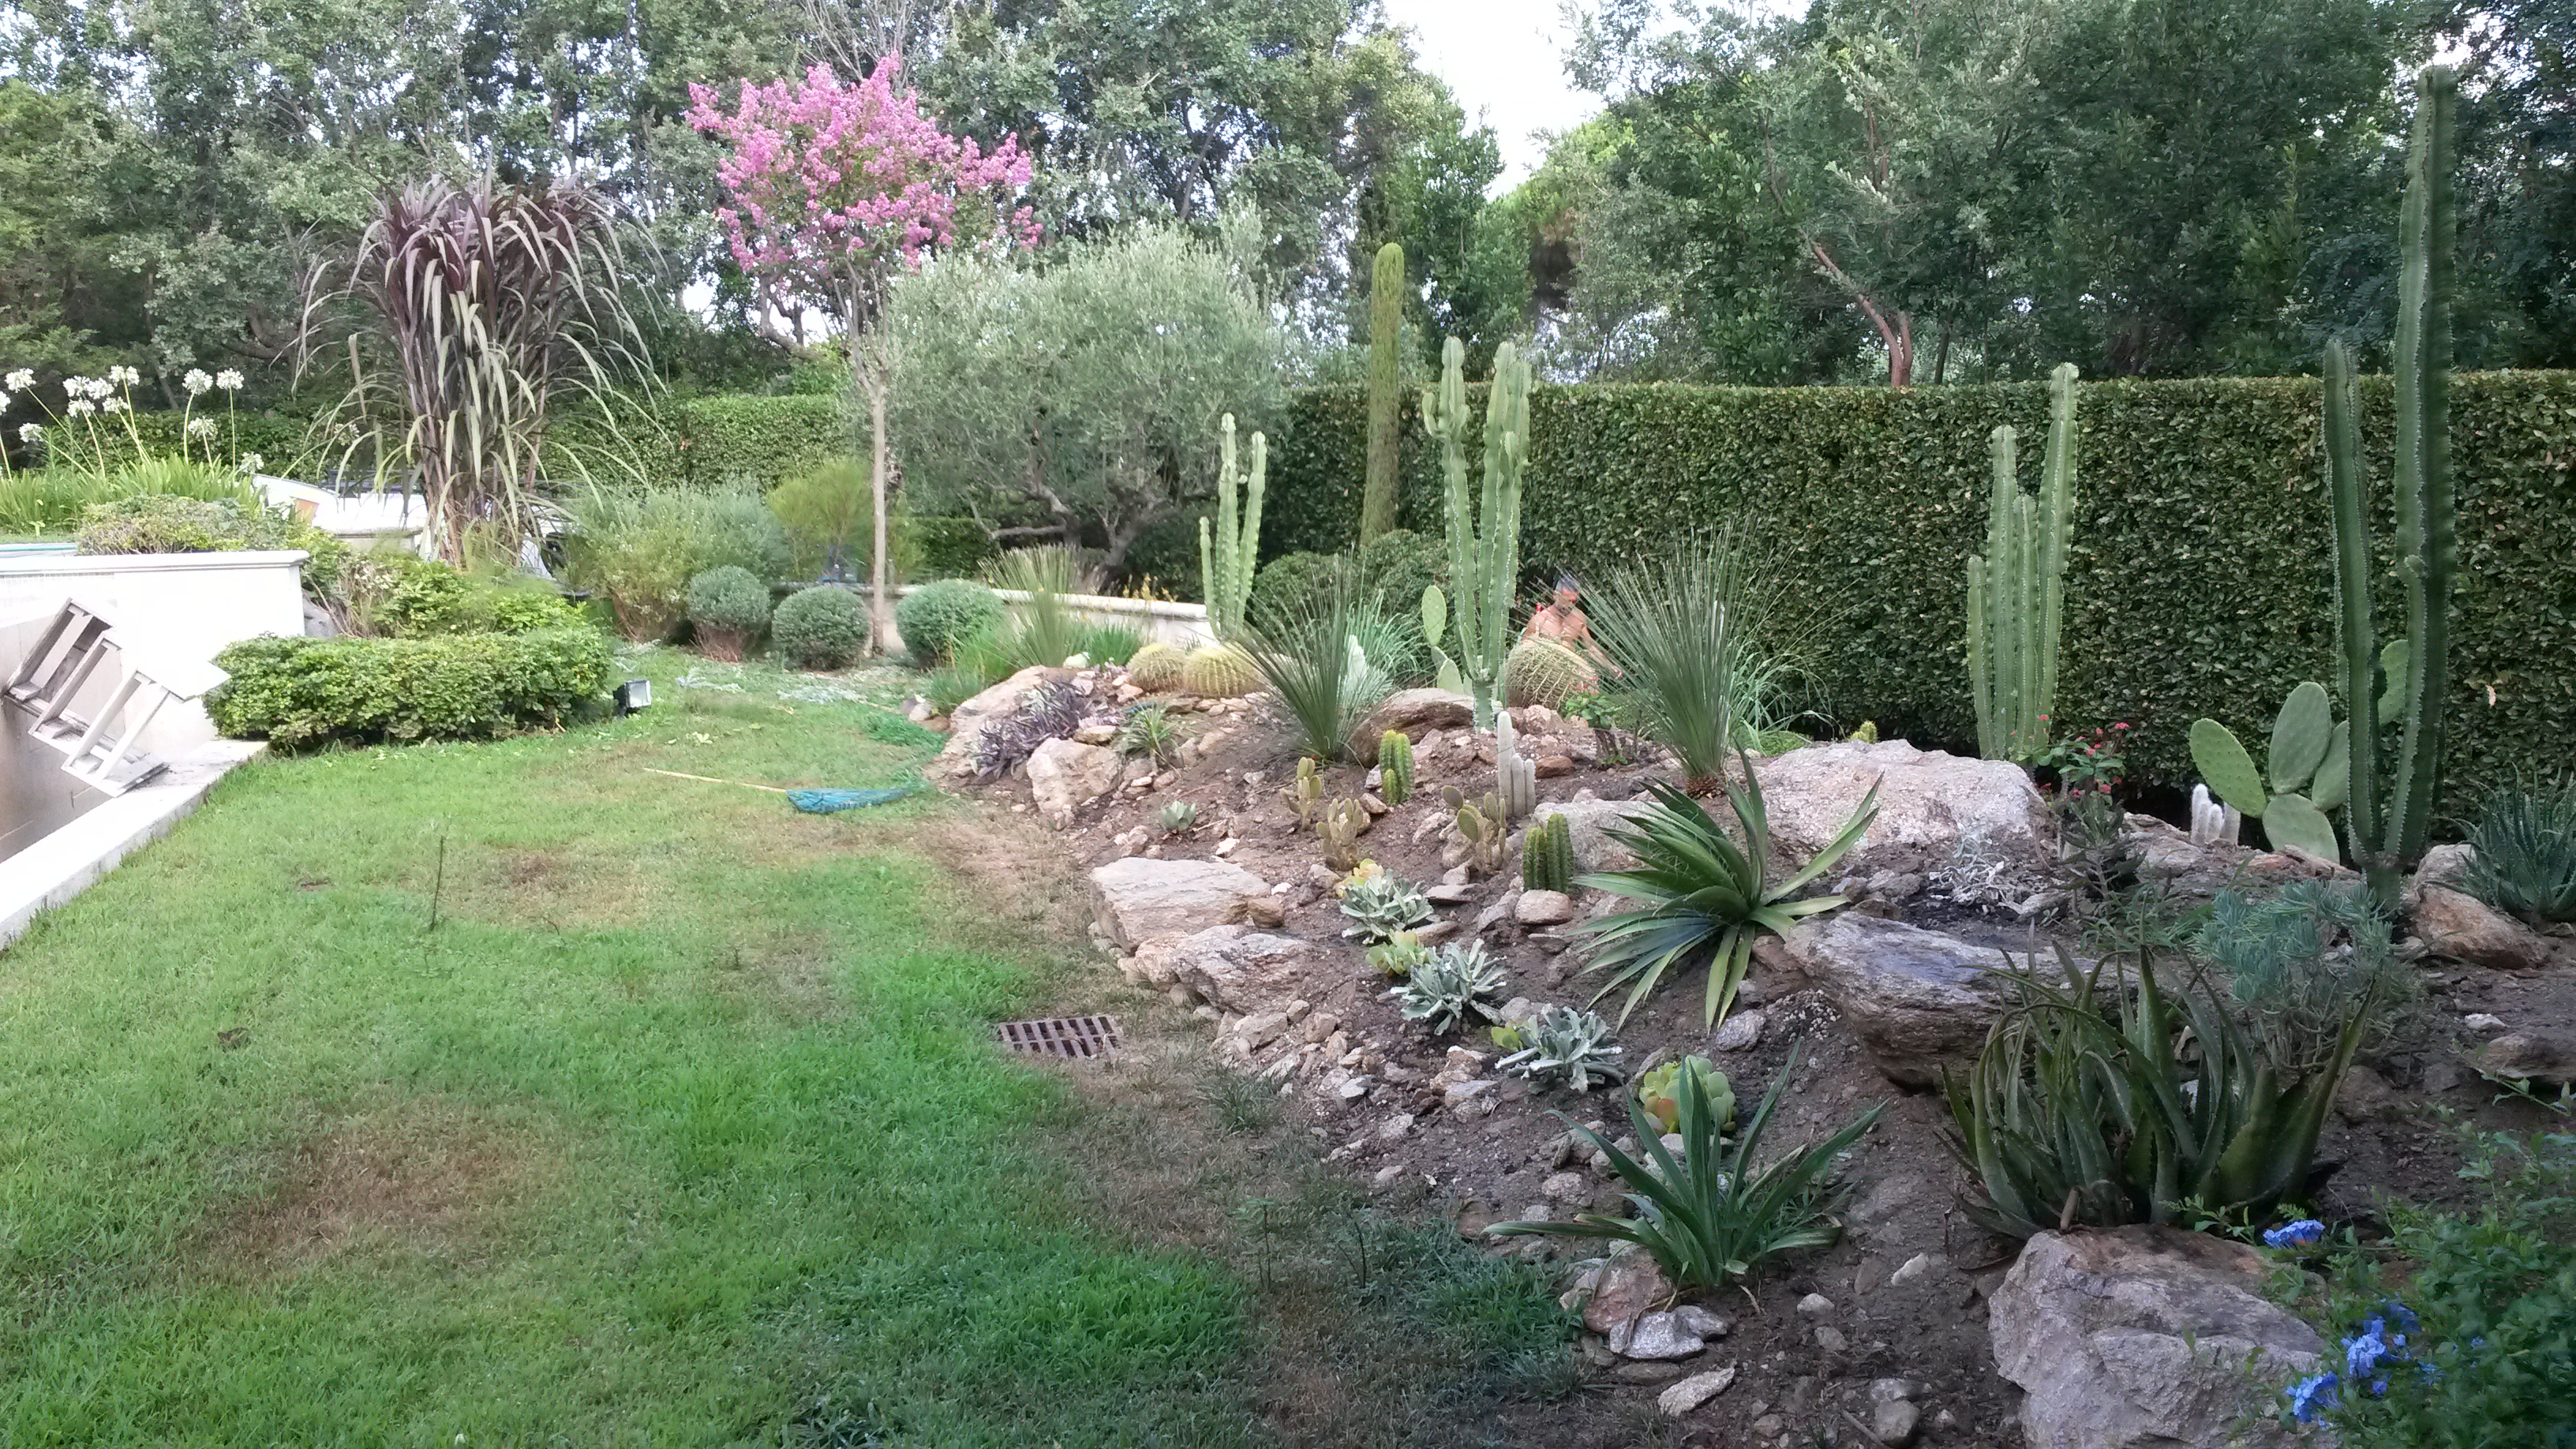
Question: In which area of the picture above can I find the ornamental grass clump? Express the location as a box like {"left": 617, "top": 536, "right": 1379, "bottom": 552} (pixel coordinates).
{"left": 1491, "top": 1044, "right": 1882, "bottom": 1290}
{"left": 1240, "top": 575, "right": 1412, "bottom": 762}
{"left": 1576, "top": 769, "right": 1878, "bottom": 1028}
{"left": 686, "top": 566, "right": 771, "bottom": 661}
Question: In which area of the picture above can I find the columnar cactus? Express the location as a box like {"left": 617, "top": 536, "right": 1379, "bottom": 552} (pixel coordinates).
{"left": 1965, "top": 361, "right": 2079, "bottom": 762}
{"left": 1424, "top": 337, "right": 1529, "bottom": 730}
{"left": 1496, "top": 707, "right": 1536, "bottom": 820}
{"left": 1522, "top": 811, "right": 1574, "bottom": 894}
{"left": 1361, "top": 241, "right": 1403, "bottom": 545}
{"left": 1377, "top": 728, "right": 1414, "bottom": 805}
{"left": 1197, "top": 413, "right": 1265, "bottom": 642}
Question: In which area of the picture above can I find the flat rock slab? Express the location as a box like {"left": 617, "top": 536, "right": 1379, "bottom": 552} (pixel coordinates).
{"left": 1753, "top": 739, "right": 2052, "bottom": 875}
{"left": 1361, "top": 688, "right": 1475, "bottom": 739}
{"left": 1781, "top": 914, "right": 2031, "bottom": 1088}
{"left": 1992, "top": 1226, "right": 2323, "bottom": 1449}
{"left": 1091, "top": 856, "right": 1270, "bottom": 948}
{"left": 1148, "top": 925, "right": 1320, "bottom": 1016}
{"left": 2413, "top": 886, "right": 2567, "bottom": 972}
{"left": 1657, "top": 1365, "right": 1738, "bottom": 1417}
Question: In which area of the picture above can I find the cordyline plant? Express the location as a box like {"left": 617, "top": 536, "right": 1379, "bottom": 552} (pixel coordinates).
{"left": 687, "top": 60, "right": 1036, "bottom": 653}
{"left": 315, "top": 177, "right": 646, "bottom": 565}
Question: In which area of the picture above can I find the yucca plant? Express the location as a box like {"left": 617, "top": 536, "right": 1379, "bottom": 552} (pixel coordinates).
{"left": 1576, "top": 768, "right": 1879, "bottom": 1028}
{"left": 1114, "top": 702, "right": 1186, "bottom": 768}
{"left": 320, "top": 176, "right": 649, "bottom": 565}
{"left": 1943, "top": 945, "right": 2380, "bottom": 1241}
{"left": 2460, "top": 773, "right": 2576, "bottom": 927}
{"left": 1584, "top": 531, "right": 1788, "bottom": 794}
{"left": 1241, "top": 573, "right": 1415, "bottom": 762}
{"left": 1491, "top": 1044, "right": 1882, "bottom": 1290}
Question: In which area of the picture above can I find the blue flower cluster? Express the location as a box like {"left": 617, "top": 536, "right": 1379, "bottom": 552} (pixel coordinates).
{"left": 2263, "top": 1219, "right": 2326, "bottom": 1249}
{"left": 2286, "top": 1302, "right": 2439, "bottom": 1424}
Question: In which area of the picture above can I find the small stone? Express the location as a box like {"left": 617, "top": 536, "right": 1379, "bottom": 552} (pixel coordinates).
{"left": 1888, "top": 1252, "right": 1946, "bottom": 1288}
{"left": 1610, "top": 1311, "right": 1708, "bottom": 1360}
{"left": 2481, "top": 1032, "right": 2576, "bottom": 1083}
{"left": 1814, "top": 1325, "right": 1848, "bottom": 1353}
{"left": 1376, "top": 1113, "right": 1416, "bottom": 1141}
{"left": 1073, "top": 723, "right": 1117, "bottom": 745}
{"left": 1371, "top": 1163, "right": 1406, "bottom": 1188}
{"left": 1442, "top": 1079, "right": 1496, "bottom": 1110}
{"left": 1441, "top": 864, "right": 1471, "bottom": 887}
{"left": 1615, "top": 1361, "right": 1686, "bottom": 1384}
{"left": 1711, "top": 1009, "right": 1765, "bottom": 1052}
{"left": 1657, "top": 1365, "right": 1739, "bottom": 1417}
{"left": 1542, "top": 1170, "right": 1589, "bottom": 1202}
{"left": 1516, "top": 889, "right": 1577, "bottom": 926}
{"left": 1673, "top": 1305, "right": 1729, "bottom": 1339}
{"left": 1213, "top": 837, "right": 1239, "bottom": 856}
{"left": 1339, "top": 1076, "right": 1375, "bottom": 1102}
{"left": 1535, "top": 754, "right": 1576, "bottom": 778}
{"left": 1425, "top": 884, "right": 1475, "bottom": 905}
{"left": 2465, "top": 1013, "right": 2507, "bottom": 1034}
{"left": 1234, "top": 1011, "right": 1290, "bottom": 1049}
{"left": 1752, "top": 1414, "right": 1784, "bottom": 1437}
{"left": 1869, "top": 1378, "right": 1928, "bottom": 1403}
{"left": 1360, "top": 794, "right": 1389, "bottom": 815}
{"left": 1870, "top": 1398, "right": 1921, "bottom": 1446}
{"left": 1796, "top": 1292, "right": 1835, "bottom": 1317}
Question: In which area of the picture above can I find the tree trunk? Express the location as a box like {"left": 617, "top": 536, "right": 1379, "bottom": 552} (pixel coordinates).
{"left": 863, "top": 359, "right": 892, "bottom": 656}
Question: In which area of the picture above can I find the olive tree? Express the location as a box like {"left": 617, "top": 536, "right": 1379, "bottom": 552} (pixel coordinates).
{"left": 884, "top": 223, "right": 1287, "bottom": 573}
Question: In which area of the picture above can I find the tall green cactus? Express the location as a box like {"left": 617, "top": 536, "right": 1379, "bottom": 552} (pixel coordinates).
{"left": 1377, "top": 728, "right": 1413, "bottom": 805}
{"left": 1424, "top": 336, "right": 1529, "bottom": 730}
{"left": 1966, "top": 361, "right": 2078, "bottom": 761}
{"left": 1523, "top": 812, "right": 1574, "bottom": 894}
{"left": 1361, "top": 242, "right": 1404, "bottom": 545}
{"left": 1197, "top": 413, "right": 1265, "bottom": 642}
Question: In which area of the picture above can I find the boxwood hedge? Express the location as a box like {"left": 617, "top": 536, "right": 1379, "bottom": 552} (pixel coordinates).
{"left": 206, "top": 627, "right": 613, "bottom": 749}
{"left": 1259, "top": 372, "right": 2576, "bottom": 799}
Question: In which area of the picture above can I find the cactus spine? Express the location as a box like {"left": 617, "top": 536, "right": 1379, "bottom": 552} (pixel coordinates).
{"left": 1522, "top": 812, "right": 1574, "bottom": 894}
{"left": 1362, "top": 242, "right": 1404, "bottom": 545}
{"left": 1377, "top": 728, "right": 1413, "bottom": 805}
{"left": 1197, "top": 413, "right": 1266, "bottom": 642}
{"left": 1966, "top": 361, "right": 2079, "bottom": 761}
{"left": 1424, "top": 337, "right": 1529, "bottom": 731}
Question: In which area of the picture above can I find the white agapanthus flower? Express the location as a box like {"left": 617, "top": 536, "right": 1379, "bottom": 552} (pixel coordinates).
{"left": 3, "top": 369, "right": 32, "bottom": 391}
{"left": 107, "top": 365, "right": 139, "bottom": 387}
{"left": 100, "top": 397, "right": 129, "bottom": 414}
{"left": 66, "top": 399, "right": 95, "bottom": 417}
{"left": 184, "top": 369, "right": 213, "bottom": 395}
{"left": 0, "top": 391, "right": 10, "bottom": 413}
{"left": 237, "top": 452, "right": 265, "bottom": 474}
{"left": 185, "top": 416, "right": 218, "bottom": 439}
{"left": 17, "top": 423, "right": 39, "bottom": 444}
{"left": 215, "top": 369, "right": 245, "bottom": 391}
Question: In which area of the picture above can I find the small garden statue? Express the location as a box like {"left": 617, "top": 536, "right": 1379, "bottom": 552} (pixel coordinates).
{"left": 1519, "top": 574, "right": 1615, "bottom": 673}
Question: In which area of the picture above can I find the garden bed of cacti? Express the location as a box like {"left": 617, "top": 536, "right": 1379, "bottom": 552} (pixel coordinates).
{"left": 919, "top": 654, "right": 2568, "bottom": 1449}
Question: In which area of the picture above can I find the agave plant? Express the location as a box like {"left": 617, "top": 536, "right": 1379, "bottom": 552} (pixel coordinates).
{"left": 1576, "top": 767, "right": 1879, "bottom": 1028}
{"left": 1497, "top": 1005, "right": 1625, "bottom": 1092}
{"left": 1392, "top": 942, "right": 1507, "bottom": 1032}
{"left": 1942, "top": 945, "right": 2380, "bottom": 1241}
{"left": 320, "top": 176, "right": 649, "bottom": 565}
{"left": 2460, "top": 773, "right": 2576, "bottom": 927}
{"left": 1491, "top": 1043, "right": 1882, "bottom": 1290}
{"left": 1339, "top": 870, "right": 1434, "bottom": 943}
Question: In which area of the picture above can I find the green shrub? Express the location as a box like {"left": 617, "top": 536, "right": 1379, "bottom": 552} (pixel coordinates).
{"left": 687, "top": 566, "right": 772, "bottom": 632}
{"left": 897, "top": 578, "right": 1005, "bottom": 666}
{"left": 1354, "top": 526, "right": 1446, "bottom": 615}
{"left": 670, "top": 393, "right": 849, "bottom": 492}
{"left": 2460, "top": 775, "right": 2576, "bottom": 926}
{"left": 76, "top": 492, "right": 280, "bottom": 554}
{"left": 771, "top": 585, "right": 867, "bottom": 670}
{"left": 335, "top": 549, "right": 575, "bottom": 638}
{"left": 1259, "top": 373, "right": 2576, "bottom": 796}
{"left": 904, "top": 514, "right": 994, "bottom": 580}
{"left": 204, "top": 627, "right": 612, "bottom": 749}
{"left": 1246, "top": 549, "right": 1347, "bottom": 631}
{"left": 562, "top": 487, "right": 791, "bottom": 640}
{"left": 767, "top": 458, "right": 869, "bottom": 579}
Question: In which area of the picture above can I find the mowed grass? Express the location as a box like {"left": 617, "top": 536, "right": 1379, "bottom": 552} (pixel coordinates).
{"left": 0, "top": 658, "right": 1260, "bottom": 1447}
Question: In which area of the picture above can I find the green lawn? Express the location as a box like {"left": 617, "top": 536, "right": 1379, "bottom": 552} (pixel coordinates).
{"left": 0, "top": 657, "right": 1260, "bottom": 1447}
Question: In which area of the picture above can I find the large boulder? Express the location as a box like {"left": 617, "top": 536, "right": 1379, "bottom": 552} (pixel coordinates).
{"left": 2412, "top": 885, "right": 2566, "bottom": 972}
{"left": 1752, "top": 739, "right": 2052, "bottom": 877}
{"left": 1027, "top": 738, "right": 1120, "bottom": 826}
{"left": 1533, "top": 796, "right": 1659, "bottom": 874}
{"left": 1091, "top": 857, "right": 1271, "bottom": 948}
{"left": 1992, "top": 1226, "right": 2325, "bottom": 1449}
{"left": 1779, "top": 915, "right": 2027, "bottom": 1088}
{"left": 939, "top": 665, "right": 1060, "bottom": 763}
{"left": 1361, "top": 688, "right": 1476, "bottom": 739}
{"left": 1139, "top": 925, "right": 1320, "bottom": 1015}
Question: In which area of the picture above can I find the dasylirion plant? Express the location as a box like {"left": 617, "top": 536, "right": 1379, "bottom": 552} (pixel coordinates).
{"left": 1965, "top": 361, "right": 2079, "bottom": 762}
{"left": 1197, "top": 411, "right": 1265, "bottom": 643}
{"left": 1424, "top": 336, "right": 1529, "bottom": 730}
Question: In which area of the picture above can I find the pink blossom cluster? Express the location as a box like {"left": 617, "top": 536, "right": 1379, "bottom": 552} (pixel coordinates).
{"left": 686, "top": 61, "right": 1037, "bottom": 305}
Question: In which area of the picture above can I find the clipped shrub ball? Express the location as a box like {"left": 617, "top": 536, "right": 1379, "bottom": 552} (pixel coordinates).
{"left": 1506, "top": 635, "right": 1597, "bottom": 710}
{"left": 687, "top": 566, "right": 773, "bottom": 661}
{"left": 1181, "top": 643, "right": 1260, "bottom": 698}
{"left": 1126, "top": 639, "right": 1187, "bottom": 692}
{"left": 205, "top": 628, "right": 612, "bottom": 750}
{"left": 1245, "top": 550, "right": 1347, "bottom": 631}
{"left": 897, "top": 578, "right": 1005, "bottom": 666}
{"left": 772, "top": 585, "right": 868, "bottom": 670}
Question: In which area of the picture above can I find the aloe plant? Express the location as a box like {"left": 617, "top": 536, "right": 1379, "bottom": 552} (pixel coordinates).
{"left": 1576, "top": 765, "right": 1880, "bottom": 1028}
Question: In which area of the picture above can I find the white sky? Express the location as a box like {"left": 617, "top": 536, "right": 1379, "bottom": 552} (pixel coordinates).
{"left": 1379, "top": 0, "right": 1597, "bottom": 188}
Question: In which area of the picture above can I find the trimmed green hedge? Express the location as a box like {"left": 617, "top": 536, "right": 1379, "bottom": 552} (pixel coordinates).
{"left": 206, "top": 628, "right": 613, "bottom": 749}
{"left": 1261, "top": 373, "right": 2576, "bottom": 799}
{"left": 667, "top": 393, "right": 851, "bottom": 490}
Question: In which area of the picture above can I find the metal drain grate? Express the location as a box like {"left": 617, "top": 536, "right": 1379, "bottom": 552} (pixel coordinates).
{"left": 996, "top": 1014, "right": 1124, "bottom": 1060}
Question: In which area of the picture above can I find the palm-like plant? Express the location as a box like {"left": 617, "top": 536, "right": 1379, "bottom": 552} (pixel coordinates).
{"left": 1585, "top": 531, "right": 1788, "bottom": 795}
{"left": 1241, "top": 571, "right": 1414, "bottom": 762}
{"left": 322, "top": 176, "right": 648, "bottom": 565}
{"left": 1576, "top": 769, "right": 1878, "bottom": 1027}
{"left": 1943, "top": 945, "right": 2379, "bottom": 1241}
{"left": 1491, "top": 1043, "right": 1882, "bottom": 1290}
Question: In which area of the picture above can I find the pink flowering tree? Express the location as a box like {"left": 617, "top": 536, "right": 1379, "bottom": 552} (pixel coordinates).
{"left": 687, "top": 61, "right": 1037, "bottom": 649}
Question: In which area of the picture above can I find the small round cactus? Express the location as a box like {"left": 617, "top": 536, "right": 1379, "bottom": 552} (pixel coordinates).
{"left": 1506, "top": 636, "right": 1596, "bottom": 710}
{"left": 1181, "top": 643, "right": 1261, "bottom": 698}
{"left": 1126, "top": 639, "right": 1187, "bottom": 692}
